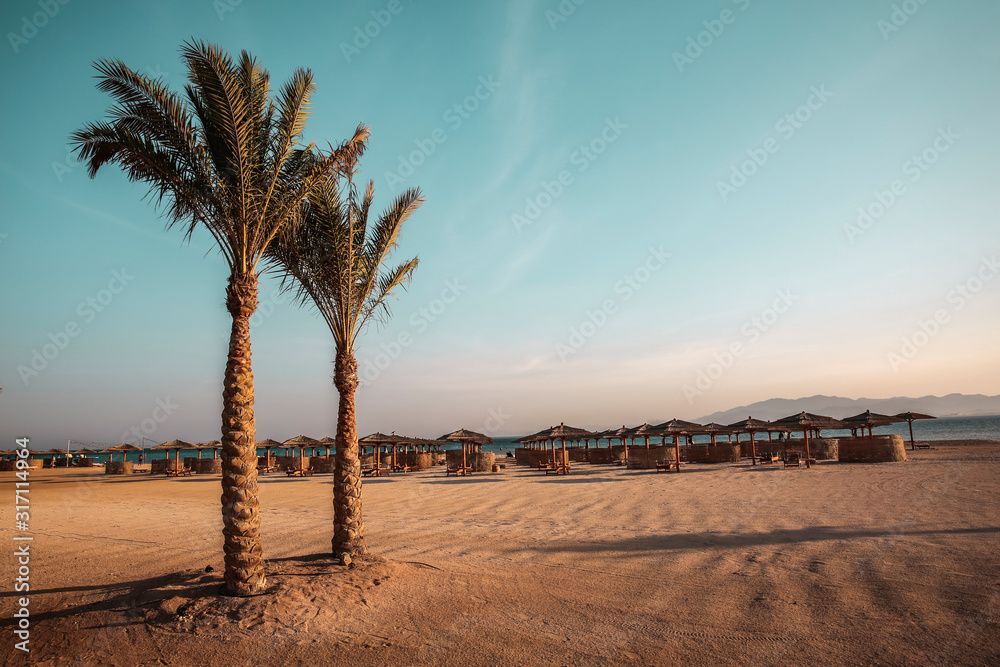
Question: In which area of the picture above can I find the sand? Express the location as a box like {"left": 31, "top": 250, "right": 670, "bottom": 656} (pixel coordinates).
{"left": 2, "top": 441, "right": 999, "bottom": 666}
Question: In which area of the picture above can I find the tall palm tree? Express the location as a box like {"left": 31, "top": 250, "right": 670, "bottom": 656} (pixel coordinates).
{"left": 71, "top": 40, "right": 368, "bottom": 596}
{"left": 270, "top": 169, "right": 421, "bottom": 556}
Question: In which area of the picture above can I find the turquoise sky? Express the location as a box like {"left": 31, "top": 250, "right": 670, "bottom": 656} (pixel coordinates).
{"left": 2, "top": 0, "right": 998, "bottom": 446}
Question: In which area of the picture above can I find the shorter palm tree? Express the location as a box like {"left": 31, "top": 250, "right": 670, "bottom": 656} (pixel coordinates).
{"left": 270, "top": 166, "right": 422, "bottom": 555}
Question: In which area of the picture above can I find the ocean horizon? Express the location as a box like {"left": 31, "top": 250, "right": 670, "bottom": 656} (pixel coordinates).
{"left": 26, "top": 414, "right": 1000, "bottom": 463}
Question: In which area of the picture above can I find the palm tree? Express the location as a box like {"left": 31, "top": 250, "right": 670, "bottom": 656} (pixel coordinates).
{"left": 71, "top": 40, "right": 368, "bottom": 596}
{"left": 270, "top": 169, "right": 421, "bottom": 556}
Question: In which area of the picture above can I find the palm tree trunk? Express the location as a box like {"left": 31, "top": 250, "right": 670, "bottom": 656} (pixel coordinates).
{"left": 332, "top": 350, "right": 366, "bottom": 555}
{"left": 220, "top": 275, "right": 266, "bottom": 596}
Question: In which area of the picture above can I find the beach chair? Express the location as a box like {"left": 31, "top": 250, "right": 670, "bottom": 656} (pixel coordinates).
{"left": 783, "top": 452, "right": 801, "bottom": 468}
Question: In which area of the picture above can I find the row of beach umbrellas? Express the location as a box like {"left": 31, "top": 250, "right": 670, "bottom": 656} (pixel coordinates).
{"left": 512, "top": 411, "right": 936, "bottom": 470}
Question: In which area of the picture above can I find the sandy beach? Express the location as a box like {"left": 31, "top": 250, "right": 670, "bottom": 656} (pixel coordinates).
{"left": 2, "top": 441, "right": 999, "bottom": 666}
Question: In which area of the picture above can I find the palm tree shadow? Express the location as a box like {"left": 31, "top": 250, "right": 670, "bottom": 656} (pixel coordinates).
{"left": 0, "top": 553, "right": 351, "bottom": 630}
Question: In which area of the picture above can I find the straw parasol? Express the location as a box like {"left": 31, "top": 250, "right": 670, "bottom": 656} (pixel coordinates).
{"left": 196, "top": 440, "right": 222, "bottom": 459}
{"left": 103, "top": 443, "right": 144, "bottom": 463}
{"left": 768, "top": 412, "right": 846, "bottom": 468}
{"left": 604, "top": 425, "right": 633, "bottom": 462}
{"left": 438, "top": 428, "right": 494, "bottom": 475}
{"left": 893, "top": 411, "right": 936, "bottom": 450}
{"left": 151, "top": 440, "right": 194, "bottom": 467}
{"left": 628, "top": 423, "right": 664, "bottom": 449}
{"left": 694, "top": 422, "right": 736, "bottom": 445}
{"left": 359, "top": 432, "right": 406, "bottom": 473}
{"left": 841, "top": 410, "right": 901, "bottom": 438}
{"left": 653, "top": 419, "right": 703, "bottom": 469}
{"left": 318, "top": 436, "right": 337, "bottom": 457}
{"left": 536, "top": 423, "right": 592, "bottom": 473}
{"left": 283, "top": 435, "right": 319, "bottom": 470}
{"left": 255, "top": 439, "right": 284, "bottom": 468}
{"left": 726, "top": 417, "right": 776, "bottom": 464}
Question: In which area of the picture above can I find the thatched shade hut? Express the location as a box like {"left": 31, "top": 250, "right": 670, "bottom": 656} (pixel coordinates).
{"left": 628, "top": 423, "right": 664, "bottom": 449}
{"left": 40, "top": 448, "right": 67, "bottom": 467}
{"left": 151, "top": 440, "right": 194, "bottom": 468}
{"left": 535, "top": 423, "right": 591, "bottom": 474}
{"left": 71, "top": 447, "right": 99, "bottom": 467}
{"left": 768, "top": 412, "right": 846, "bottom": 467}
{"left": 653, "top": 419, "right": 702, "bottom": 470}
{"left": 842, "top": 411, "right": 901, "bottom": 438}
{"left": 196, "top": 440, "right": 222, "bottom": 459}
{"left": 318, "top": 436, "right": 337, "bottom": 457}
{"left": 893, "top": 411, "right": 936, "bottom": 450}
{"left": 604, "top": 425, "right": 633, "bottom": 463}
{"left": 438, "top": 428, "right": 494, "bottom": 475}
{"left": 101, "top": 443, "right": 142, "bottom": 474}
{"left": 283, "top": 435, "right": 319, "bottom": 470}
{"left": 726, "top": 417, "right": 776, "bottom": 463}
{"left": 103, "top": 443, "right": 143, "bottom": 463}
{"left": 255, "top": 439, "right": 283, "bottom": 468}
{"left": 358, "top": 432, "right": 404, "bottom": 473}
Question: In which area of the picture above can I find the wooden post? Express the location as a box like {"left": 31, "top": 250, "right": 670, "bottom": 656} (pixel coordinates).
{"left": 804, "top": 429, "right": 812, "bottom": 468}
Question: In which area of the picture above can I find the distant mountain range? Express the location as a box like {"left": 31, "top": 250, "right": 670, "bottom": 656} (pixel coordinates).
{"left": 695, "top": 394, "right": 1000, "bottom": 424}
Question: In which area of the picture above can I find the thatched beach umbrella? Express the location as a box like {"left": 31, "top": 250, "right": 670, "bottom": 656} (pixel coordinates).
{"left": 694, "top": 423, "right": 736, "bottom": 445}
{"left": 438, "top": 428, "right": 494, "bottom": 475}
{"left": 768, "top": 413, "right": 845, "bottom": 468}
{"left": 318, "top": 436, "right": 337, "bottom": 458}
{"left": 893, "top": 411, "right": 936, "bottom": 450}
{"left": 842, "top": 410, "right": 901, "bottom": 438}
{"left": 726, "top": 417, "right": 775, "bottom": 464}
{"left": 102, "top": 443, "right": 143, "bottom": 463}
{"left": 603, "top": 425, "right": 634, "bottom": 462}
{"left": 196, "top": 440, "right": 222, "bottom": 459}
{"left": 515, "top": 428, "right": 553, "bottom": 451}
{"left": 629, "top": 423, "right": 664, "bottom": 449}
{"left": 151, "top": 440, "right": 194, "bottom": 468}
{"left": 255, "top": 439, "right": 283, "bottom": 468}
{"left": 537, "top": 423, "right": 592, "bottom": 473}
{"left": 283, "top": 435, "right": 319, "bottom": 470}
{"left": 653, "top": 419, "right": 702, "bottom": 470}
{"left": 358, "top": 432, "right": 405, "bottom": 473}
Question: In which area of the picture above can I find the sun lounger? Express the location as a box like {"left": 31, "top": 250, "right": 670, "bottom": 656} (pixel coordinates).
{"left": 915, "top": 443, "right": 931, "bottom": 449}
{"left": 165, "top": 468, "right": 193, "bottom": 477}
{"left": 783, "top": 453, "right": 801, "bottom": 468}
{"left": 362, "top": 466, "right": 385, "bottom": 477}
{"left": 446, "top": 465, "right": 472, "bottom": 476}
{"left": 544, "top": 464, "right": 570, "bottom": 475}
{"left": 286, "top": 467, "right": 315, "bottom": 477}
